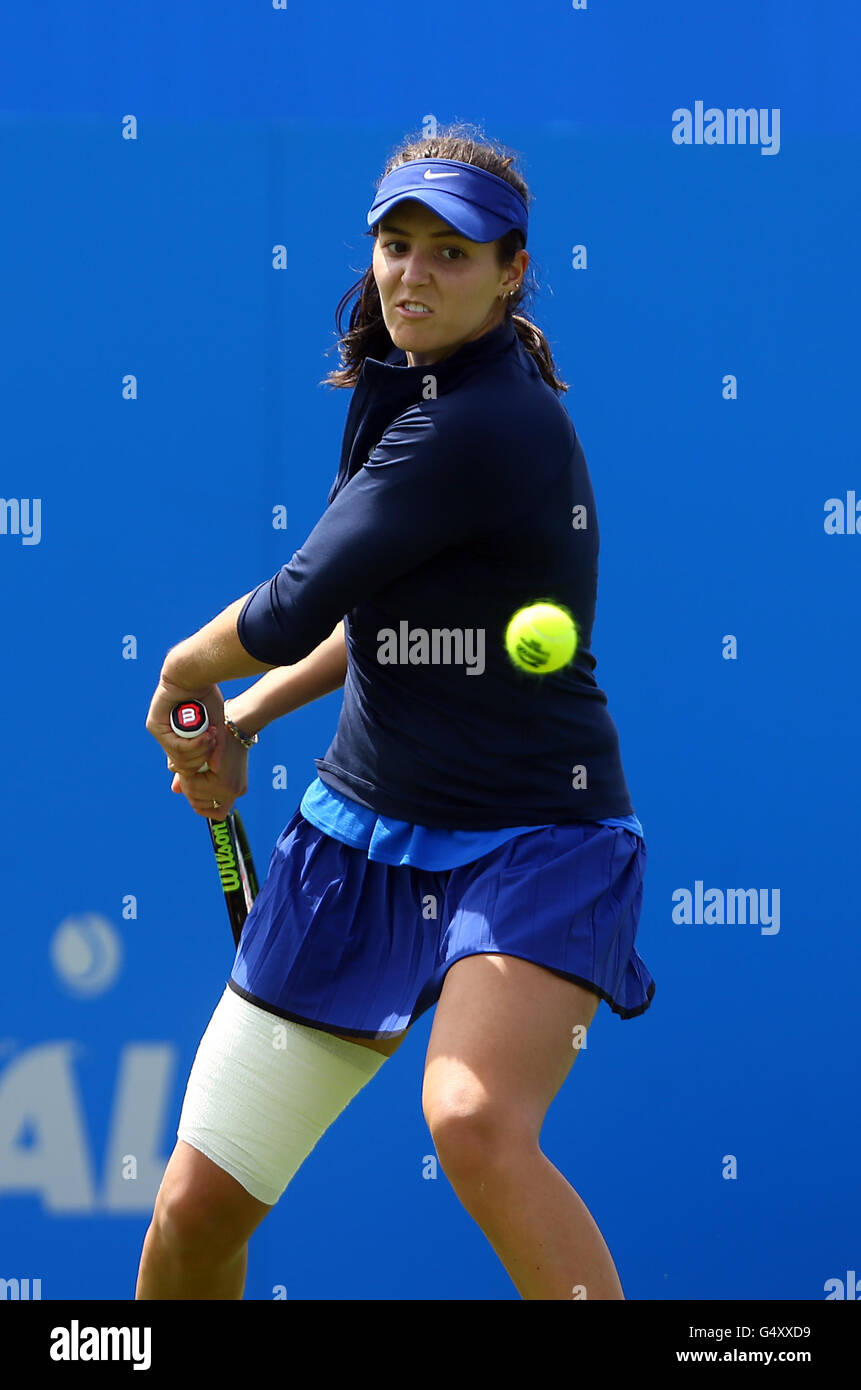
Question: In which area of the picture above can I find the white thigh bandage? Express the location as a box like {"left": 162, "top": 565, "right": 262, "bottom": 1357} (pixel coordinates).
{"left": 177, "top": 985, "right": 387, "bottom": 1206}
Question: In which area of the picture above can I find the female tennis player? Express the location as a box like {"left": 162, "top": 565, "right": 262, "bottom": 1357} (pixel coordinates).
{"left": 137, "top": 125, "right": 655, "bottom": 1302}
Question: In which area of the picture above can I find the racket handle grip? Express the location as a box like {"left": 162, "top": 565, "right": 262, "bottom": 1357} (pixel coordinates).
{"left": 169, "top": 699, "right": 212, "bottom": 773}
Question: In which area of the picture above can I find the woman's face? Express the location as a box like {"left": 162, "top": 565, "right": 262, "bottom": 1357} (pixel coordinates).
{"left": 372, "top": 200, "right": 527, "bottom": 367}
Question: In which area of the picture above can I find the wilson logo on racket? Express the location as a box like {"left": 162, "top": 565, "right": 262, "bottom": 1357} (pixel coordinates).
{"left": 175, "top": 701, "right": 207, "bottom": 733}
{"left": 210, "top": 820, "right": 241, "bottom": 892}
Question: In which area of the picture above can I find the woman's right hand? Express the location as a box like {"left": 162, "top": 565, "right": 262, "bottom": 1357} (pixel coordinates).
{"left": 167, "top": 728, "right": 250, "bottom": 819}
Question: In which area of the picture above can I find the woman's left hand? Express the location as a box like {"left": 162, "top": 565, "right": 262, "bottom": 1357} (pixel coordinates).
{"left": 145, "top": 677, "right": 225, "bottom": 776}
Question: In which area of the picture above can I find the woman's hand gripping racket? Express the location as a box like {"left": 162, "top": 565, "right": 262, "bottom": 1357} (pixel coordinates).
{"left": 169, "top": 699, "right": 258, "bottom": 947}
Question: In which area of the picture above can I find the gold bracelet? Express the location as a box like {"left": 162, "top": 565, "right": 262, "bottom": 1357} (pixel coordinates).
{"left": 222, "top": 700, "right": 259, "bottom": 749}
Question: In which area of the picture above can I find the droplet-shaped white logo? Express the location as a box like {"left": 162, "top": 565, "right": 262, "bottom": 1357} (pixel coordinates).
{"left": 50, "top": 914, "right": 122, "bottom": 997}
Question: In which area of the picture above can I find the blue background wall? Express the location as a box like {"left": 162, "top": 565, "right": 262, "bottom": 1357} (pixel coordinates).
{"left": 1, "top": 1, "right": 858, "bottom": 1301}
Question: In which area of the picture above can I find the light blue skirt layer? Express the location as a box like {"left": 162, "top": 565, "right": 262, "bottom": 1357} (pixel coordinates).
{"left": 299, "top": 773, "right": 643, "bottom": 869}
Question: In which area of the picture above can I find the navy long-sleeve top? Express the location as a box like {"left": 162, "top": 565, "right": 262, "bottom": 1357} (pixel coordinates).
{"left": 237, "top": 315, "right": 636, "bottom": 829}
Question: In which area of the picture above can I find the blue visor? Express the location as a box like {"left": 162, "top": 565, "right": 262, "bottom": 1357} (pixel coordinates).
{"left": 366, "top": 158, "right": 528, "bottom": 244}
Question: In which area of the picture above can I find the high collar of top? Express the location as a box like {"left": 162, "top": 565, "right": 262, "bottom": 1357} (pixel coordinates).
{"left": 360, "top": 315, "right": 518, "bottom": 388}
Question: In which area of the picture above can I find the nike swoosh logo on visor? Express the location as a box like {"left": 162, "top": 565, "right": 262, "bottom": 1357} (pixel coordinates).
{"left": 424, "top": 170, "right": 460, "bottom": 179}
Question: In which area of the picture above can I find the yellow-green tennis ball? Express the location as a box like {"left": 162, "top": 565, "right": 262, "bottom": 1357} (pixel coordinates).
{"left": 505, "top": 603, "right": 578, "bottom": 674}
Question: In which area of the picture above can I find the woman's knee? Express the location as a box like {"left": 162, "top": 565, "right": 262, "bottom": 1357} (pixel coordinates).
{"left": 423, "top": 1086, "right": 537, "bottom": 1187}
{"left": 152, "top": 1141, "right": 272, "bottom": 1259}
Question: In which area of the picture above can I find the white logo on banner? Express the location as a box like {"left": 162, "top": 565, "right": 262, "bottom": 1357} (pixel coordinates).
{"left": 0, "top": 1043, "right": 176, "bottom": 1211}
{"left": 50, "top": 914, "right": 122, "bottom": 997}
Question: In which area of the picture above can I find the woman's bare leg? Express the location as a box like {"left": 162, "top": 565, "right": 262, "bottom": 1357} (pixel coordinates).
{"left": 136, "top": 1141, "right": 273, "bottom": 1299}
{"left": 422, "top": 954, "right": 623, "bottom": 1300}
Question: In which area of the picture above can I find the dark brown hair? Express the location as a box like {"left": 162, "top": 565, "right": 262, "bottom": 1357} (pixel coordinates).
{"left": 321, "top": 122, "right": 568, "bottom": 394}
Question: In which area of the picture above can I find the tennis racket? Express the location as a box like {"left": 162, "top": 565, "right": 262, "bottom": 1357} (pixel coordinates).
{"left": 169, "top": 698, "right": 259, "bottom": 947}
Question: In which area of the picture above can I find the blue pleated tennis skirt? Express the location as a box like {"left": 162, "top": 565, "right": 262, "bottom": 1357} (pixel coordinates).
{"left": 228, "top": 807, "right": 655, "bottom": 1039}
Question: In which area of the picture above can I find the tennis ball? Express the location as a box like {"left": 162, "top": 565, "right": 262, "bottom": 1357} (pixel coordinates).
{"left": 505, "top": 602, "right": 578, "bottom": 674}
